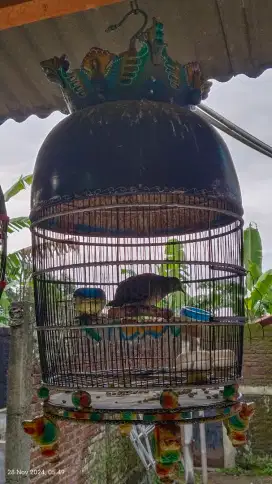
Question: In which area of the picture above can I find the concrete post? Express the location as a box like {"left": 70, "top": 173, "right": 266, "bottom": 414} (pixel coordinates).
{"left": 223, "top": 424, "right": 236, "bottom": 468}
{"left": 5, "top": 302, "right": 33, "bottom": 484}
{"left": 183, "top": 417, "right": 195, "bottom": 484}
{"left": 198, "top": 411, "right": 208, "bottom": 484}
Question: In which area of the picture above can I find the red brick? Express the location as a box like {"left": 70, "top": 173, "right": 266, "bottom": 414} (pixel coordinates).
{"left": 243, "top": 324, "right": 272, "bottom": 385}
{"left": 30, "top": 449, "right": 41, "bottom": 460}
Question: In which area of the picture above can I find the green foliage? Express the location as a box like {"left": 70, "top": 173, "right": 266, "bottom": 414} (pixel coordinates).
{"left": 246, "top": 269, "right": 272, "bottom": 314}
{"left": 0, "top": 290, "right": 11, "bottom": 324}
{"left": 157, "top": 238, "right": 188, "bottom": 280}
{"left": 7, "top": 216, "right": 30, "bottom": 234}
{"left": 151, "top": 466, "right": 200, "bottom": 483}
{"left": 4, "top": 174, "right": 33, "bottom": 203}
{"left": 121, "top": 268, "right": 137, "bottom": 278}
{"left": 0, "top": 175, "right": 33, "bottom": 324}
{"left": 0, "top": 174, "right": 79, "bottom": 324}
{"left": 216, "top": 454, "right": 272, "bottom": 477}
{"left": 244, "top": 223, "right": 272, "bottom": 321}
{"left": 85, "top": 425, "right": 143, "bottom": 484}
{"left": 120, "top": 224, "right": 272, "bottom": 323}
{"left": 6, "top": 247, "right": 32, "bottom": 281}
{"left": 195, "top": 223, "right": 272, "bottom": 321}
{"left": 188, "top": 280, "right": 241, "bottom": 314}
{"left": 0, "top": 247, "right": 33, "bottom": 324}
{"left": 244, "top": 223, "right": 262, "bottom": 291}
{"left": 157, "top": 238, "right": 188, "bottom": 310}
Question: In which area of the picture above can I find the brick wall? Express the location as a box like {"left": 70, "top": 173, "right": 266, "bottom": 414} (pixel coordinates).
{"left": 242, "top": 324, "right": 272, "bottom": 456}
{"left": 245, "top": 394, "right": 272, "bottom": 456}
{"left": 30, "top": 422, "right": 100, "bottom": 484}
{"left": 242, "top": 324, "right": 272, "bottom": 385}
{"left": 29, "top": 360, "right": 143, "bottom": 484}
{"left": 29, "top": 360, "right": 100, "bottom": 484}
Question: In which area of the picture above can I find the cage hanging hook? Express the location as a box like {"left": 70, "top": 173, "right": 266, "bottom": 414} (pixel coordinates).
{"left": 130, "top": 0, "right": 140, "bottom": 14}
{"left": 105, "top": 0, "right": 148, "bottom": 49}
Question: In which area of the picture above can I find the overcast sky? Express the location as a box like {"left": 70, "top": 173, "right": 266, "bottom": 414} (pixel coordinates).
{"left": 1, "top": 70, "right": 272, "bottom": 270}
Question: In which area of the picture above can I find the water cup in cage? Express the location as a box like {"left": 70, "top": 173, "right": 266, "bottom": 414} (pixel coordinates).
{"left": 180, "top": 306, "right": 211, "bottom": 322}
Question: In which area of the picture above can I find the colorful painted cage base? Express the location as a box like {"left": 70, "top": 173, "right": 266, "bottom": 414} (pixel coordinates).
{"left": 23, "top": 385, "right": 254, "bottom": 466}
{"left": 31, "top": 384, "right": 244, "bottom": 424}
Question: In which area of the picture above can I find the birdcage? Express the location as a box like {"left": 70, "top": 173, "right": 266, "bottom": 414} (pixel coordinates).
{"left": 22, "top": 8, "right": 253, "bottom": 478}
{"left": 0, "top": 185, "right": 8, "bottom": 300}
{"left": 30, "top": 99, "right": 245, "bottom": 398}
{"left": 26, "top": 5, "right": 248, "bottom": 430}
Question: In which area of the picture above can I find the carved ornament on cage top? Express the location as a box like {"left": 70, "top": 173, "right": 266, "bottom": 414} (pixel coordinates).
{"left": 40, "top": 1, "right": 212, "bottom": 112}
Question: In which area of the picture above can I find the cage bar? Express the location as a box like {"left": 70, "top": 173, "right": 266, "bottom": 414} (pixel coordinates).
{"left": 32, "top": 191, "right": 245, "bottom": 391}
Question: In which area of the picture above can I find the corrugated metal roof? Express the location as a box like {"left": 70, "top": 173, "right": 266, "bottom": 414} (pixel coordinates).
{"left": 1, "top": 0, "right": 272, "bottom": 124}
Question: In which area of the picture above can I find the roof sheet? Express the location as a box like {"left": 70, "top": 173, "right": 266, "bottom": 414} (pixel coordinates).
{"left": 0, "top": 0, "right": 272, "bottom": 124}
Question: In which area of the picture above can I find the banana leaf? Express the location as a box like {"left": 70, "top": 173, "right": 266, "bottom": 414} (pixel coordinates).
{"left": 6, "top": 247, "right": 32, "bottom": 281}
{"left": 0, "top": 289, "right": 11, "bottom": 324}
{"left": 121, "top": 268, "right": 137, "bottom": 278}
{"left": 4, "top": 174, "right": 33, "bottom": 202}
{"left": 246, "top": 269, "right": 272, "bottom": 311}
{"left": 7, "top": 217, "right": 31, "bottom": 234}
{"left": 157, "top": 238, "right": 189, "bottom": 280}
{"left": 244, "top": 223, "right": 262, "bottom": 290}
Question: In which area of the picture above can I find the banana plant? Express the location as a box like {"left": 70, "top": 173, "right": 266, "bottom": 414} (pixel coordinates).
{"left": 188, "top": 224, "right": 272, "bottom": 321}
{"left": 156, "top": 238, "right": 189, "bottom": 311}
{"left": 121, "top": 238, "right": 189, "bottom": 312}
{"left": 244, "top": 223, "right": 272, "bottom": 321}
{"left": 5, "top": 174, "right": 32, "bottom": 234}
{"left": 244, "top": 222, "right": 262, "bottom": 291}
{"left": 188, "top": 280, "right": 242, "bottom": 315}
{"left": 0, "top": 174, "right": 33, "bottom": 323}
{"left": 0, "top": 173, "right": 80, "bottom": 325}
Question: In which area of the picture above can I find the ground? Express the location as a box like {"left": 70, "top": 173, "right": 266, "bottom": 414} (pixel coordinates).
{"left": 146, "top": 468, "right": 272, "bottom": 483}
{"left": 170, "top": 474, "right": 272, "bottom": 484}
{"left": 208, "top": 474, "right": 272, "bottom": 484}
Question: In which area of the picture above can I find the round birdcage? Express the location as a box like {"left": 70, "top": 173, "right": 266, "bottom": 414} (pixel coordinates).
{"left": 30, "top": 101, "right": 245, "bottom": 408}
{"left": 24, "top": 10, "right": 253, "bottom": 473}
{"left": 0, "top": 185, "right": 8, "bottom": 300}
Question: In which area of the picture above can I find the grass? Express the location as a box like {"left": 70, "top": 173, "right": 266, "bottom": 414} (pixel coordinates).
{"left": 148, "top": 456, "right": 272, "bottom": 482}
{"left": 150, "top": 465, "right": 201, "bottom": 483}
{"left": 216, "top": 455, "right": 272, "bottom": 477}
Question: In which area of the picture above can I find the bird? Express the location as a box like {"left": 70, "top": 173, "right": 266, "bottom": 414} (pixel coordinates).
{"left": 73, "top": 287, "right": 106, "bottom": 316}
{"left": 108, "top": 273, "right": 183, "bottom": 308}
{"left": 73, "top": 288, "right": 106, "bottom": 342}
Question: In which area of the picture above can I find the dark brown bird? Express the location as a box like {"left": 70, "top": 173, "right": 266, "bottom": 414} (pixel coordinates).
{"left": 108, "top": 273, "right": 183, "bottom": 307}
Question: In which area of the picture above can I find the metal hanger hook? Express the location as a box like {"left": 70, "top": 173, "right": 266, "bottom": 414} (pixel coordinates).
{"left": 130, "top": 0, "right": 140, "bottom": 13}
{"left": 105, "top": 0, "right": 148, "bottom": 48}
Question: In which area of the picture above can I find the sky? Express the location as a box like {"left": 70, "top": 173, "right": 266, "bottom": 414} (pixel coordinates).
{"left": 1, "top": 70, "right": 272, "bottom": 270}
